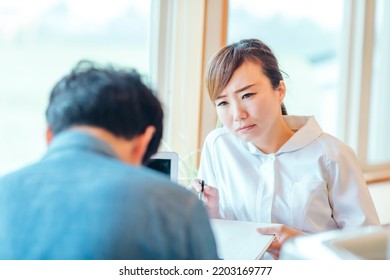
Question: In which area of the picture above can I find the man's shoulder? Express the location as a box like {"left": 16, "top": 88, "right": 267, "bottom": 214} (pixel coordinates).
{"left": 114, "top": 166, "right": 192, "bottom": 198}
{"left": 0, "top": 162, "right": 40, "bottom": 185}
{"left": 138, "top": 169, "right": 193, "bottom": 198}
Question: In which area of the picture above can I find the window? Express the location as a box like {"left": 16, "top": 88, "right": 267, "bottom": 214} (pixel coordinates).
{"left": 228, "top": 0, "right": 344, "bottom": 139}
{"left": 368, "top": 0, "right": 390, "bottom": 166}
{"left": 0, "top": 0, "right": 151, "bottom": 175}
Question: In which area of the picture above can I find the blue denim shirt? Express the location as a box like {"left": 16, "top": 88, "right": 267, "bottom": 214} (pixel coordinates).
{"left": 0, "top": 130, "right": 218, "bottom": 259}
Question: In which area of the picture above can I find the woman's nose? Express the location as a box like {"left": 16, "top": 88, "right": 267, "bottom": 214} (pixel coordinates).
{"left": 233, "top": 103, "right": 247, "bottom": 121}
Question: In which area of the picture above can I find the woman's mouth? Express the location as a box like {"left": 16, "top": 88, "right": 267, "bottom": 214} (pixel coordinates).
{"left": 236, "top": 124, "right": 255, "bottom": 133}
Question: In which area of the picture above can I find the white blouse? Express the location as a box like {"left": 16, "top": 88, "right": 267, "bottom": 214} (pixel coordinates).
{"left": 198, "top": 116, "right": 380, "bottom": 233}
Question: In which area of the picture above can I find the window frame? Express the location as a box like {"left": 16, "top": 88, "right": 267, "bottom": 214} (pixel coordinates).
{"left": 343, "top": 0, "right": 390, "bottom": 179}
{"left": 150, "top": 0, "right": 227, "bottom": 184}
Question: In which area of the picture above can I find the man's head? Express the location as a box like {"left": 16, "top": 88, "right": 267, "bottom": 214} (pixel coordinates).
{"left": 45, "top": 61, "right": 163, "bottom": 163}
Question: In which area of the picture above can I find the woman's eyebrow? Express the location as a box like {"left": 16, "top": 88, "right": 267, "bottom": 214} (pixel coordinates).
{"left": 234, "top": 83, "right": 255, "bottom": 94}
{"left": 216, "top": 83, "right": 256, "bottom": 100}
{"left": 215, "top": 84, "right": 255, "bottom": 100}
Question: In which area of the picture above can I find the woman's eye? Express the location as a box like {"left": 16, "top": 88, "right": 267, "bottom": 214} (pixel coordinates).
{"left": 216, "top": 101, "right": 228, "bottom": 107}
{"left": 242, "top": 93, "right": 254, "bottom": 99}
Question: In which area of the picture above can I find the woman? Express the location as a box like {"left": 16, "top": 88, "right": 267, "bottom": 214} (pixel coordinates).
{"left": 192, "top": 38, "right": 380, "bottom": 259}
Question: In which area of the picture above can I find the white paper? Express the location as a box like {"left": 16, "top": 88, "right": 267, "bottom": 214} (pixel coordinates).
{"left": 210, "top": 219, "right": 276, "bottom": 260}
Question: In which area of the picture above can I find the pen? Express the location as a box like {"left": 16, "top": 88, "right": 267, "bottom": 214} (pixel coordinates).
{"left": 198, "top": 179, "right": 204, "bottom": 203}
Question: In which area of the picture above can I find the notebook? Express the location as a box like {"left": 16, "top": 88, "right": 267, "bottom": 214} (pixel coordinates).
{"left": 146, "top": 152, "right": 179, "bottom": 183}
{"left": 210, "top": 219, "right": 276, "bottom": 260}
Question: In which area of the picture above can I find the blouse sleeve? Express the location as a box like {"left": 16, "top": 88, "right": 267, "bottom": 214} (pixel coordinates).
{"left": 197, "top": 133, "right": 218, "bottom": 190}
{"left": 325, "top": 139, "right": 380, "bottom": 227}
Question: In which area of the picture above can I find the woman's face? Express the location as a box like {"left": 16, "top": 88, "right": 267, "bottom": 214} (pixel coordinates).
{"left": 215, "top": 60, "right": 286, "bottom": 147}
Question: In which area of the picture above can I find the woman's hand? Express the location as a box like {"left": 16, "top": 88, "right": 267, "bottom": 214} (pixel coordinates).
{"left": 190, "top": 179, "right": 220, "bottom": 218}
{"left": 257, "top": 225, "right": 304, "bottom": 260}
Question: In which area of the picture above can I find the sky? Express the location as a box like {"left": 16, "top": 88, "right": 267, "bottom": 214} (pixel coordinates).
{"left": 229, "top": 0, "right": 344, "bottom": 31}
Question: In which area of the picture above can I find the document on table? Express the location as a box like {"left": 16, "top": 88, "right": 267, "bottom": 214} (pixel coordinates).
{"left": 210, "top": 219, "right": 276, "bottom": 260}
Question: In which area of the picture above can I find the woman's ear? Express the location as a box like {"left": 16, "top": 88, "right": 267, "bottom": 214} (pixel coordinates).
{"left": 277, "top": 80, "right": 286, "bottom": 104}
{"left": 46, "top": 126, "right": 54, "bottom": 145}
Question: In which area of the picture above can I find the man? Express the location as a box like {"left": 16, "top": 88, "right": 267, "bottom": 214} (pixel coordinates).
{"left": 0, "top": 61, "right": 218, "bottom": 260}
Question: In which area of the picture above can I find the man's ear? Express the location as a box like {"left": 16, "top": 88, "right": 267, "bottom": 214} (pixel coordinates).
{"left": 46, "top": 126, "right": 54, "bottom": 145}
{"left": 131, "top": 126, "right": 156, "bottom": 166}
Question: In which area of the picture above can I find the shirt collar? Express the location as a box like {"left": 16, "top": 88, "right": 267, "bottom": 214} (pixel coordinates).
{"left": 239, "top": 116, "right": 323, "bottom": 155}
{"left": 45, "top": 129, "right": 119, "bottom": 159}
{"left": 280, "top": 116, "right": 323, "bottom": 153}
